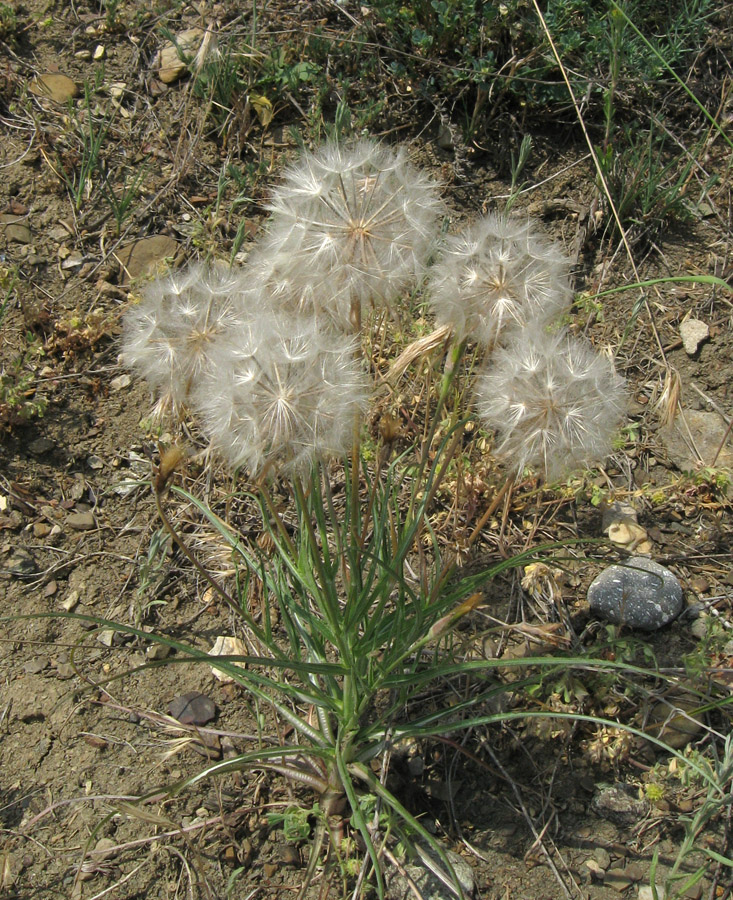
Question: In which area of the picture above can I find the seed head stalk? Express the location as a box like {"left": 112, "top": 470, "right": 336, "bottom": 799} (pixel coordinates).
{"left": 349, "top": 293, "right": 364, "bottom": 547}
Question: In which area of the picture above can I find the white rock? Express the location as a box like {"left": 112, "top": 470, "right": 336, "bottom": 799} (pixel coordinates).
{"left": 110, "top": 373, "right": 131, "bottom": 391}
{"left": 209, "top": 636, "right": 247, "bottom": 683}
{"left": 638, "top": 885, "right": 664, "bottom": 900}
{"left": 157, "top": 28, "right": 203, "bottom": 83}
{"left": 679, "top": 318, "right": 709, "bottom": 355}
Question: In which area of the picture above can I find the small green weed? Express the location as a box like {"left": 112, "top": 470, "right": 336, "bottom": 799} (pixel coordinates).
{"left": 596, "top": 125, "right": 695, "bottom": 243}
{"left": 100, "top": 160, "right": 147, "bottom": 236}
{"left": 55, "top": 82, "right": 111, "bottom": 212}
{"left": 132, "top": 527, "right": 172, "bottom": 626}
{"left": 0, "top": 2, "right": 19, "bottom": 43}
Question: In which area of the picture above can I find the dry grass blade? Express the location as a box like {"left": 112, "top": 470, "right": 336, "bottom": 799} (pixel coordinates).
{"left": 385, "top": 324, "right": 453, "bottom": 381}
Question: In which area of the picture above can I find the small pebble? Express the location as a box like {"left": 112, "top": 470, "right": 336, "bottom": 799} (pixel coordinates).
{"left": 688, "top": 575, "right": 709, "bottom": 594}
{"left": 28, "top": 437, "right": 55, "bottom": 456}
{"left": 66, "top": 511, "right": 96, "bottom": 531}
{"left": 168, "top": 691, "right": 216, "bottom": 726}
{"left": 679, "top": 318, "right": 709, "bottom": 356}
{"left": 690, "top": 616, "right": 709, "bottom": 640}
{"left": 24, "top": 657, "right": 48, "bottom": 675}
{"left": 60, "top": 591, "right": 79, "bottom": 612}
{"left": 584, "top": 859, "right": 605, "bottom": 881}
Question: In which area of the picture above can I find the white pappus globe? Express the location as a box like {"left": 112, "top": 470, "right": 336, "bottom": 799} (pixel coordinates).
{"left": 261, "top": 139, "right": 445, "bottom": 330}
{"left": 192, "top": 314, "right": 370, "bottom": 475}
{"left": 427, "top": 214, "right": 573, "bottom": 347}
{"left": 474, "top": 325, "right": 626, "bottom": 481}
{"left": 121, "top": 263, "right": 260, "bottom": 417}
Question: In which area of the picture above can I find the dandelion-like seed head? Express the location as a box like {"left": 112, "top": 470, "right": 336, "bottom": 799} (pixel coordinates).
{"left": 121, "top": 263, "right": 263, "bottom": 417}
{"left": 474, "top": 325, "right": 626, "bottom": 481}
{"left": 427, "top": 214, "right": 573, "bottom": 347}
{"left": 194, "top": 315, "right": 369, "bottom": 475}
{"left": 263, "top": 139, "right": 445, "bottom": 329}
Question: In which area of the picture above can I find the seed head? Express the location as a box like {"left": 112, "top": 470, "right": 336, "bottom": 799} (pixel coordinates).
{"left": 427, "top": 214, "right": 572, "bottom": 347}
{"left": 474, "top": 325, "right": 626, "bottom": 481}
{"left": 262, "top": 139, "right": 445, "bottom": 330}
{"left": 193, "top": 314, "right": 370, "bottom": 475}
{"left": 121, "top": 263, "right": 259, "bottom": 417}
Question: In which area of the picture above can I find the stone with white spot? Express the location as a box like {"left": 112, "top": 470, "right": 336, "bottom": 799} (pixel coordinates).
{"left": 588, "top": 557, "right": 683, "bottom": 631}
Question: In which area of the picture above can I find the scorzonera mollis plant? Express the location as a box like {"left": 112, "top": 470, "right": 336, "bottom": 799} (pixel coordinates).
{"left": 121, "top": 138, "right": 627, "bottom": 895}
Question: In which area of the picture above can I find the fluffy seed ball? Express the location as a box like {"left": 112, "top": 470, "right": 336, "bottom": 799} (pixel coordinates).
{"left": 474, "top": 325, "right": 626, "bottom": 481}
{"left": 261, "top": 139, "right": 445, "bottom": 330}
{"left": 427, "top": 214, "right": 573, "bottom": 347}
{"left": 122, "top": 263, "right": 259, "bottom": 416}
{"left": 193, "top": 315, "right": 369, "bottom": 475}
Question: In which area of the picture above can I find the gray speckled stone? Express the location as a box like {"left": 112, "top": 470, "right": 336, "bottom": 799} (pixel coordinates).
{"left": 588, "top": 557, "right": 683, "bottom": 631}
{"left": 388, "top": 846, "right": 474, "bottom": 900}
{"left": 591, "top": 784, "right": 650, "bottom": 826}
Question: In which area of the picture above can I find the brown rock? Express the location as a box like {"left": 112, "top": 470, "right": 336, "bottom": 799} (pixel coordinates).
{"left": 66, "top": 511, "right": 96, "bottom": 531}
{"left": 29, "top": 73, "right": 79, "bottom": 102}
{"left": 0, "top": 214, "right": 31, "bottom": 244}
{"left": 114, "top": 235, "right": 179, "bottom": 283}
{"left": 604, "top": 868, "right": 632, "bottom": 892}
{"left": 168, "top": 691, "right": 216, "bottom": 726}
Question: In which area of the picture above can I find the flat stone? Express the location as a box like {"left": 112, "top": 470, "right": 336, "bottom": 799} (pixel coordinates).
{"left": 592, "top": 785, "right": 650, "bottom": 827}
{"left": 66, "top": 511, "right": 96, "bottom": 531}
{"left": 24, "top": 657, "right": 48, "bottom": 675}
{"left": 114, "top": 235, "right": 179, "bottom": 283}
{"left": 110, "top": 373, "right": 131, "bottom": 391}
{"left": 658, "top": 409, "right": 733, "bottom": 471}
{"left": 28, "top": 437, "right": 55, "bottom": 455}
{"left": 208, "top": 635, "right": 247, "bottom": 683}
{"left": 0, "top": 214, "right": 32, "bottom": 244}
{"left": 625, "top": 863, "right": 644, "bottom": 882}
{"left": 7, "top": 548, "right": 38, "bottom": 577}
{"left": 679, "top": 318, "right": 709, "bottom": 356}
{"left": 29, "top": 72, "right": 79, "bottom": 102}
{"left": 605, "top": 868, "right": 633, "bottom": 892}
{"left": 646, "top": 700, "right": 704, "bottom": 749}
{"left": 157, "top": 28, "right": 203, "bottom": 83}
{"left": 168, "top": 691, "right": 216, "bottom": 726}
{"left": 588, "top": 557, "right": 683, "bottom": 631}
